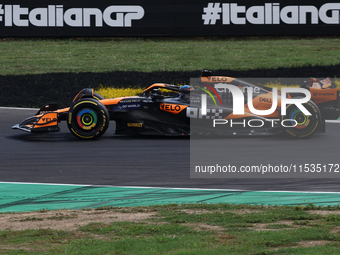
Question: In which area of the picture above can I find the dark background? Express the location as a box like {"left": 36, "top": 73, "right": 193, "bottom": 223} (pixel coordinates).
{"left": 1, "top": 1, "right": 340, "bottom": 37}
{"left": 2, "top": 64, "right": 340, "bottom": 108}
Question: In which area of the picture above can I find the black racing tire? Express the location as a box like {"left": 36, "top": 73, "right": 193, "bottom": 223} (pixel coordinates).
{"left": 67, "top": 98, "right": 109, "bottom": 139}
{"left": 93, "top": 92, "right": 105, "bottom": 101}
{"left": 281, "top": 101, "right": 321, "bottom": 138}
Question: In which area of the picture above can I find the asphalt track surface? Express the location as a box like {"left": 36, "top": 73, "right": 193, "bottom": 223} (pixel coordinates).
{"left": 1, "top": 108, "right": 340, "bottom": 192}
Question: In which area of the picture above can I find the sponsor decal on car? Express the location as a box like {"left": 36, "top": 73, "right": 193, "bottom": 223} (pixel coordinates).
{"left": 317, "top": 92, "right": 336, "bottom": 96}
{"left": 41, "top": 117, "right": 57, "bottom": 122}
{"left": 160, "top": 103, "right": 187, "bottom": 114}
{"left": 114, "top": 103, "right": 143, "bottom": 110}
{"left": 127, "top": 123, "right": 143, "bottom": 127}
{"left": 37, "top": 112, "right": 58, "bottom": 127}
{"left": 120, "top": 99, "right": 142, "bottom": 103}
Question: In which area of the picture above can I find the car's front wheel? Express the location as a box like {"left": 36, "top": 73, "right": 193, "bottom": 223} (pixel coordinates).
{"left": 67, "top": 98, "right": 109, "bottom": 139}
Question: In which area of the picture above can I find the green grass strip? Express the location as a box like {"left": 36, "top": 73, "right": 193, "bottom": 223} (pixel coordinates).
{"left": 1, "top": 37, "right": 340, "bottom": 75}
{"left": 2, "top": 195, "right": 340, "bottom": 254}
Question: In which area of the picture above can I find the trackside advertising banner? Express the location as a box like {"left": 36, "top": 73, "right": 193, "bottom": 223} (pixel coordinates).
{"left": 0, "top": 1, "right": 340, "bottom": 36}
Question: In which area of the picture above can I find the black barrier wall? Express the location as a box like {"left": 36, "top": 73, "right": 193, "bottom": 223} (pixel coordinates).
{"left": 2, "top": 64, "right": 340, "bottom": 108}
{"left": 0, "top": 0, "right": 340, "bottom": 36}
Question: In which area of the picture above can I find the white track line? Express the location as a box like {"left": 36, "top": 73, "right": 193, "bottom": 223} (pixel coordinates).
{"left": 326, "top": 120, "right": 340, "bottom": 123}
{"left": 0, "top": 107, "right": 39, "bottom": 110}
{"left": 1, "top": 181, "right": 340, "bottom": 194}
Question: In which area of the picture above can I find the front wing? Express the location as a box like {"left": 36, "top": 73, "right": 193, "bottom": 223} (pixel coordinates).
{"left": 12, "top": 112, "right": 60, "bottom": 133}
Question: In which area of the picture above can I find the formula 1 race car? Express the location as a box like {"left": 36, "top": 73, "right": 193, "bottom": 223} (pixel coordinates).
{"left": 12, "top": 71, "right": 340, "bottom": 139}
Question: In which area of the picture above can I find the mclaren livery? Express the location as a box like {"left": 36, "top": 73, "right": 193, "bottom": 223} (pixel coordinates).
{"left": 12, "top": 71, "right": 340, "bottom": 139}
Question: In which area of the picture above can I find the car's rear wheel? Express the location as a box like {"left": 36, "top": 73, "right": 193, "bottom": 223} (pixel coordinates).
{"left": 67, "top": 98, "right": 109, "bottom": 139}
{"left": 281, "top": 101, "right": 320, "bottom": 138}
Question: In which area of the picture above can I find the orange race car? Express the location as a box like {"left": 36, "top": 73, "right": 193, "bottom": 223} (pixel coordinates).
{"left": 12, "top": 71, "right": 340, "bottom": 139}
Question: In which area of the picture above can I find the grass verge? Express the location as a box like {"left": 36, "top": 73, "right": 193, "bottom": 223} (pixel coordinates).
{"left": 1, "top": 37, "right": 340, "bottom": 75}
{"left": 1, "top": 203, "right": 340, "bottom": 254}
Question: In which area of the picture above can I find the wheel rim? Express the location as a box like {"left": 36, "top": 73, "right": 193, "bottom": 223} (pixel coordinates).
{"left": 289, "top": 109, "right": 310, "bottom": 130}
{"left": 76, "top": 109, "right": 98, "bottom": 131}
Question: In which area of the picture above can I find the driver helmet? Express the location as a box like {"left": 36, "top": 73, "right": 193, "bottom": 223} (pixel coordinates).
{"left": 152, "top": 88, "right": 162, "bottom": 94}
